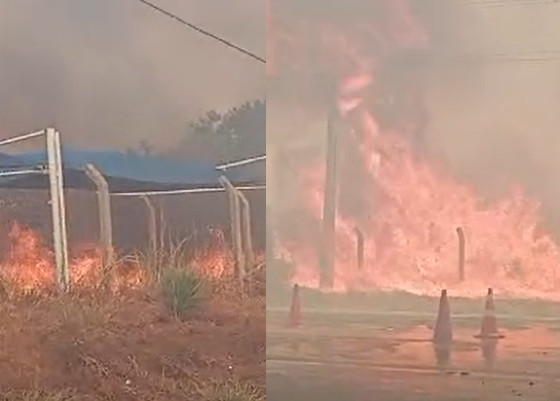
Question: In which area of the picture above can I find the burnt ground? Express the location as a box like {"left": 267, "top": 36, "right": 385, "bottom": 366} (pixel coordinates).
{"left": 0, "top": 287, "right": 265, "bottom": 400}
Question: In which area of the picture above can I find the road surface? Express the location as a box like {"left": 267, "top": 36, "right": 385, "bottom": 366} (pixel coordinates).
{"left": 267, "top": 311, "right": 560, "bottom": 400}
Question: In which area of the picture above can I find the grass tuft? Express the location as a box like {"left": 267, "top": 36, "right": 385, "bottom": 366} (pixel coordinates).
{"left": 161, "top": 268, "right": 205, "bottom": 318}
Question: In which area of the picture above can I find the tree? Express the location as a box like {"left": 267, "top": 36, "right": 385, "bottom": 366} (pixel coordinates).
{"left": 171, "top": 99, "right": 265, "bottom": 163}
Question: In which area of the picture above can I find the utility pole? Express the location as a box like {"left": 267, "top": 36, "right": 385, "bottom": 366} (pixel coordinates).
{"left": 319, "top": 99, "right": 338, "bottom": 290}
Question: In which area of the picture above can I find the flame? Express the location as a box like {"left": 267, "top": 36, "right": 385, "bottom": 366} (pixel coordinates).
{"left": 2, "top": 223, "right": 55, "bottom": 291}
{"left": 190, "top": 228, "right": 233, "bottom": 279}
{"left": 273, "top": 1, "right": 560, "bottom": 300}
{"left": 189, "top": 228, "right": 266, "bottom": 279}
{"left": 0, "top": 222, "right": 236, "bottom": 293}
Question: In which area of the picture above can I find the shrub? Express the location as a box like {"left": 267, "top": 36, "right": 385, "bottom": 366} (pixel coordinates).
{"left": 161, "top": 268, "right": 205, "bottom": 318}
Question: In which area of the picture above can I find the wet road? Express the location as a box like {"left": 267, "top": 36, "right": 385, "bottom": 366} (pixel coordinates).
{"left": 267, "top": 359, "right": 560, "bottom": 401}
{"left": 267, "top": 313, "right": 560, "bottom": 400}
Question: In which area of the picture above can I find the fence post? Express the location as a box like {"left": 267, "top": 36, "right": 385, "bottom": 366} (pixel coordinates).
{"left": 237, "top": 190, "right": 255, "bottom": 270}
{"left": 46, "top": 128, "right": 70, "bottom": 291}
{"left": 354, "top": 227, "right": 364, "bottom": 271}
{"left": 219, "top": 176, "right": 245, "bottom": 285}
{"left": 141, "top": 195, "right": 158, "bottom": 260}
{"left": 85, "top": 164, "right": 114, "bottom": 267}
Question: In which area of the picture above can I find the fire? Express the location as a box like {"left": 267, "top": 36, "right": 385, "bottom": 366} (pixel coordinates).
{"left": 0, "top": 222, "right": 145, "bottom": 293}
{"left": 189, "top": 228, "right": 265, "bottom": 279}
{"left": 284, "top": 131, "right": 560, "bottom": 299}
{"left": 2, "top": 223, "right": 55, "bottom": 291}
{"left": 0, "top": 222, "right": 236, "bottom": 294}
{"left": 272, "top": 1, "right": 560, "bottom": 300}
{"left": 189, "top": 228, "right": 233, "bottom": 279}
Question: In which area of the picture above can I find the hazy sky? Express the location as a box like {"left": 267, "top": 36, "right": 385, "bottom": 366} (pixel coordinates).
{"left": 0, "top": 0, "right": 264, "bottom": 150}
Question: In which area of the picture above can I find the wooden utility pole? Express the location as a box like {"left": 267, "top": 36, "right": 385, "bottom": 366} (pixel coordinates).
{"left": 319, "top": 102, "right": 338, "bottom": 289}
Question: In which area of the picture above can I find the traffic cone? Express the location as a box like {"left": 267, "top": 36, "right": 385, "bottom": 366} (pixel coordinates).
{"left": 474, "top": 288, "right": 505, "bottom": 339}
{"left": 433, "top": 289, "right": 453, "bottom": 345}
{"left": 288, "top": 284, "right": 302, "bottom": 327}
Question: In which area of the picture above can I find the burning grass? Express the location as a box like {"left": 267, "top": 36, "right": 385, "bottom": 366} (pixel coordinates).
{"left": 0, "top": 223, "right": 265, "bottom": 401}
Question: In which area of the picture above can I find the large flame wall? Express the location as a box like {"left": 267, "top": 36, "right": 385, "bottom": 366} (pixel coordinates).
{"left": 269, "top": 0, "right": 560, "bottom": 301}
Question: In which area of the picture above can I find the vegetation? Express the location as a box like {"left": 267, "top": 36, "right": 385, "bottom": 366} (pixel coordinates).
{"left": 161, "top": 267, "right": 205, "bottom": 318}
{"left": 212, "top": 380, "right": 265, "bottom": 401}
{"left": 169, "top": 99, "right": 265, "bottom": 163}
{"left": 0, "top": 391, "right": 75, "bottom": 401}
{"left": 0, "top": 241, "right": 265, "bottom": 401}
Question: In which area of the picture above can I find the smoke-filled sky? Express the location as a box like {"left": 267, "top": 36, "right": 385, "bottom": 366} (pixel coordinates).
{"left": 268, "top": 0, "right": 560, "bottom": 233}
{"left": 0, "top": 0, "right": 264, "bottom": 150}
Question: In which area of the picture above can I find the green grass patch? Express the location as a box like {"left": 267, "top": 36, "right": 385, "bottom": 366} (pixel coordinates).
{"left": 161, "top": 268, "right": 205, "bottom": 318}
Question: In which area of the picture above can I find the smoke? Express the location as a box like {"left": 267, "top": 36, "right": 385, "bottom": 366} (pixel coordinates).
{"left": 417, "top": 1, "right": 560, "bottom": 231}
{"left": 268, "top": 0, "right": 560, "bottom": 237}
{"left": 0, "top": 0, "right": 264, "bottom": 149}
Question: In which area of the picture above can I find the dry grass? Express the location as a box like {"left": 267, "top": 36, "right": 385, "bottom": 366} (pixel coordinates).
{"left": 211, "top": 380, "right": 265, "bottom": 401}
{"left": 0, "top": 390, "right": 75, "bottom": 401}
{"left": 0, "top": 237, "right": 265, "bottom": 401}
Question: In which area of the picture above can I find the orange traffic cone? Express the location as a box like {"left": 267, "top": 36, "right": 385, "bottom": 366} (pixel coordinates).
{"left": 288, "top": 284, "right": 302, "bottom": 327}
{"left": 475, "top": 288, "right": 505, "bottom": 339}
{"left": 433, "top": 289, "right": 453, "bottom": 345}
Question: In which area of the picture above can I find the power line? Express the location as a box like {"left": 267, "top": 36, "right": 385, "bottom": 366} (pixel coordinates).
{"left": 456, "top": 0, "right": 557, "bottom": 5}
{"left": 422, "top": 0, "right": 559, "bottom": 6}
{"left": 430, "top": 50, "right": 560, "bottom": 64}
{"left": 371, "top": 0, "right": 560, "bottom": 5}
{"left": 134, "top": 0, "right": 265, "bottom": 64}
{"left": 438, "top": 56, "right": 560, "bottom": 64}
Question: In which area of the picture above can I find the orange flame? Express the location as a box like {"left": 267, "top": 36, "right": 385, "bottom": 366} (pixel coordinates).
{"left": 190, "top": 228, "right": 233, "bottom": 279}
{"left": 2, "top": 223, "right": 55, "bottom": 291}
{"left": 274, "top": 1, "right": 560, "bottom": 301}
{"left": 0, "top": 222, "right": 235, "bottom": 293}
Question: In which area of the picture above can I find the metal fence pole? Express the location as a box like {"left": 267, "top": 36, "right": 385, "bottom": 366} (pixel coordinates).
{"left": 46, "top": 128, "right": 70, "bottom": 291}
{"left": 219, "top": 176, "right": 245, "bottom": 285}
{"left": 85, "top": 164, "right": 114, "bottom": 267}
{"left": 237, "top": 190, "right": 255, "bottom": 270}
{"left": 141, "top": 195, "right": 158, "bottom": 259}
{"left": 354, "top": 227, "right": 364, "bottom": 271}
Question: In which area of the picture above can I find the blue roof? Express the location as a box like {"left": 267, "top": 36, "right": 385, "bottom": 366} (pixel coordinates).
{"left": 0, "top": 149, "right": 263, "bottom": 191}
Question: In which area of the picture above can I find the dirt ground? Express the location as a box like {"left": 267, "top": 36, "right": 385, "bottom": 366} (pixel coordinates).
{"left": 0, "top": 286, "right": 265, "bottom": 400}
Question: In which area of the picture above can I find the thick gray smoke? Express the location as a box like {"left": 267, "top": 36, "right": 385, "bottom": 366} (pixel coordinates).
{"left": 268, "top": 0, "right": 560, "bottom": 237}
{"left": 0, "top": 0, "right": 264, "bottom": 149}
{"left": 418, "top": 1, "right": 560, "bottom": 231}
